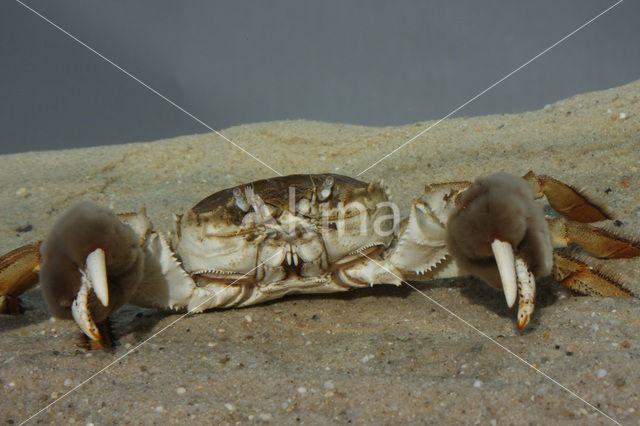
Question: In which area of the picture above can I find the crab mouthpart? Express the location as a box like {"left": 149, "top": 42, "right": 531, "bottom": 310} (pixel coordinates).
{"left": 490, "top": 239, "right": 517, "bottom": 308}
{"left": 71, "top": 274, "right": 102, "bottom": 341}
{"left": 86, "top": 248, "right": 109, "bottom": 307}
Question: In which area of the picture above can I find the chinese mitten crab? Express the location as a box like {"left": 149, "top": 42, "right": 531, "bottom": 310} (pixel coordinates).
{"left": 1, "top": 172, "right": 638, "bottom": 347}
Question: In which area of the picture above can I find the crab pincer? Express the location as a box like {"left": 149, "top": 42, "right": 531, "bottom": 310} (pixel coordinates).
{"left": 39, "top": 202, "right": 145, "bottom": 346}
{"left": 446, "top": 173, "right": 553, "bottom": 328}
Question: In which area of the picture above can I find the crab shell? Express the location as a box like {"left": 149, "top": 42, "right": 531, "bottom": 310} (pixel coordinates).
{"left": 172, "top": 174, "right": 395, "bottom": 291}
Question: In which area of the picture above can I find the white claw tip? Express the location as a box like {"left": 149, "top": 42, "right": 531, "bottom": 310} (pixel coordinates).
{"left": 490, "top": 239, "right": 517, "bottom": 308}
{"left": 517, "top": 313, "right": 530, "bottom": 329}
{"left": 72, "top": 278, "right": 102, "bottom": 341}
{"left": 86, "top": 248, "right": 109, "bottom": 307}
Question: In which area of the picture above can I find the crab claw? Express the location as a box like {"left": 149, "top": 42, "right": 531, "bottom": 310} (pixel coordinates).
{"left": 489, "top": 239, "right": 537, "bottom": 328}
{"left": 67, "top": 248, "right": 111, "bottom": 341}
{"left": 71, "top": 271, "right": 102, "bottom": 340}
{"left": 40, "top": 202, "right": 145, "bottom": 344}
{"left": 447, "top": 173, "right": 553, "bottom": 328}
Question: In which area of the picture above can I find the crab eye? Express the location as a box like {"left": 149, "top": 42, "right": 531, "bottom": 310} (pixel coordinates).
{"left": 296, "top": 197, "right": 311, "bottom": 215}
{"left": 233, "top": 187, "right": 250, "bottom": 212}
{"left": 319, "top": 176, "right": 334, "bottom": 201}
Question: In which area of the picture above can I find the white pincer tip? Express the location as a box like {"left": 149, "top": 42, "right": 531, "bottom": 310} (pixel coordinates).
{"left": 490, "top": 239, "right": 517, "bottom": 308}
{"left": 86, "top": 248, "right": 109, "bottom": 307}
{"left": 72, "top": 277, "right": 102, "bottom": 341}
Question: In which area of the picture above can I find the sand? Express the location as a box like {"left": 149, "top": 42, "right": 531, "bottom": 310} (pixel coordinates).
{"left": 1, "top": 81, "right": 639, "bottom": 424}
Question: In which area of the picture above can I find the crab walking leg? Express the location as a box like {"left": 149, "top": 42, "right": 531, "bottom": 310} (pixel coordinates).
{"left": 0, "top": 243, "right": 41, "bottom": 314}
{"left": 490, "top": 240, "right": 518, "bottom": 308}
{"left": 551, "top": 252, "right": 636, "bottom": 297}
{"left": 523, "top": 171, "right": 611, "bottom": 222}
{"left": 548, "top": 218, "right": 640, "bottom": 259}
{"left": 515, "top": 257, "right": 536, "bottom": 329}
{"left": 85, "top": 248, "right": 109, "bottom": 307}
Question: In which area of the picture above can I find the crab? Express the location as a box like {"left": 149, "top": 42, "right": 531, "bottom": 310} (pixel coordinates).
{"left": 1, "top": 172, "right": 638, "bottom": 347}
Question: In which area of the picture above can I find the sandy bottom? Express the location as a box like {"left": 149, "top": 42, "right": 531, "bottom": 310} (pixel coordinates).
{"left": 1, "top": 81, "right": 639, "bottom": 424}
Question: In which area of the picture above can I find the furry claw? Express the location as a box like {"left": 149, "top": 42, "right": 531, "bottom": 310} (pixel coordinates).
{"left": 447, "top": 173, "right": 551, "bottom": 329}
{"left": 39, "top": 202, "right": 146, "bottom": 342}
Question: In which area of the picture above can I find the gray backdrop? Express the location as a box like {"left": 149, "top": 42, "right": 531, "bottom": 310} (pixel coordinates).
{"left": 1, "top": 1, "right": 638, "bottom": 154}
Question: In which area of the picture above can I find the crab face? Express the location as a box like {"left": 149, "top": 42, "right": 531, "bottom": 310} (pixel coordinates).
{"left": 173, "top": 174, "right": 395, "bottom": 286}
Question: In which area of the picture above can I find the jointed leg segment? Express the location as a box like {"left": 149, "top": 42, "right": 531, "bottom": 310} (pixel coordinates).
{"left": 0, "top": 243, "right": 40, "bottom": 314}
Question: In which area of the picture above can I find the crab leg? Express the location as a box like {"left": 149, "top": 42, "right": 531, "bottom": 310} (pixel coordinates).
{"left": 548, "top": 218, "right": 640, "bottom": 259}
{"left": 541, "top": 190, "right": 639, "bottom": 299}
{"left": 523, "top": 171, "right": 611, "bottom": 222}
{"left": 0, "top": 243, "right": 41, "bottom": 314}
{"left": 551, "top": 252, "right": 635, "bottom": 297}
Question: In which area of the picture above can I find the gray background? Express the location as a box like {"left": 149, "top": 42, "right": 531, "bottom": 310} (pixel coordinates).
{"left": 1, "top": 0, "right": 638, "bottom": 154}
